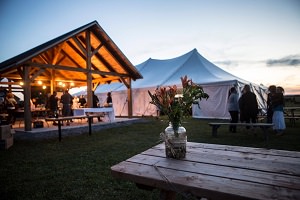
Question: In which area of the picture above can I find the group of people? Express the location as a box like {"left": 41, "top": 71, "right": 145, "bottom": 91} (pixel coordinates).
{"left": 47, "top": 90, "right": 112, "bottom": 125}
{"left": 0, "top": 89, "right": 113, "bottom": 126}
{"left": 227, "top": 85, "right": 258, "bottom": 133}
{"left": 227, "top": 84, "right": 285, "bottom": 135}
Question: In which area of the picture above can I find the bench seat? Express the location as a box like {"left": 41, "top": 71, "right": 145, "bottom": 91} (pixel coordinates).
{"left": 45, "top": 114, "right": 102, "bottom": 141}
{"left": 208, "top": 122, "right": 274, "bottom": 146}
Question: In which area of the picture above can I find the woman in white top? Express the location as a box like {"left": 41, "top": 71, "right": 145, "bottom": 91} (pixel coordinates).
{"left": 228, "top": 87, "right": 239, "bottom": 133}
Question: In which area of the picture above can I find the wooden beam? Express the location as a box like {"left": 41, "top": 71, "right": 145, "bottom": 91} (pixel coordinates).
{"left": 127, "top": 78, "right": 132, "bottom": 117}
{"left": 92, "top": 77, "right": 120, "bottom": 83}
{"left": 78, "top": 35, "right": 114, "bottom": 72}
{"left": 92, "top": 82, "right": 99, "bottom": 91}
{"left": 86, "top": 30, "right": 93, "bottom": 107}
{"left": 91, "top": 42, "right": 103, "bottom": 57}
{"left": 28, "top": 62, "right": 130, "bottom": 77}
{"left": 30, "top": 68, "right": 46, "bottom": 82}
{"left": 38, "top": 54, "right": 49, "bottom": 64}
{"left": 23, "top": 65, "right": 32, "bottom": 131}
{"left": 72, "top": 36, "right": 87, "bottom": 56}
{"left": 120, "top": 76, "right": 130, "bottom": 88}
{"left": 52, "top": 44, "right": 65, "bottom": 65}
{"left": 17, "top": 67, "right": 24, "bottom": 79}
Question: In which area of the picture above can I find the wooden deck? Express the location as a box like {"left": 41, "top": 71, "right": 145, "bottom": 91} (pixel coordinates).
{"left": 12, "top": 117, "right": 141, "bottom": 140}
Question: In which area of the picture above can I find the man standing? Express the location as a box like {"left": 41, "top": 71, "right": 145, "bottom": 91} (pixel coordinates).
{"left": 239, "top": 85, "right": 258, "bottom": 127}
{"left": 92, "top": 91, "right": 101, "bottom": 122}
{"left": 60, "top": 90, "right": 73, "bottom": 125}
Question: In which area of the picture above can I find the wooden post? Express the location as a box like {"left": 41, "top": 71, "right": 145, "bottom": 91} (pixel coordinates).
{"left": 127, "top": 78, "right": 132, "bottom": 117}
{"left": 51, "top": 69, "right": 55, "bottom": 94}
{"left": 23, "top": 65, "right": 32, "bottom": 131}
{"left": 86, "top": 30, "right": 93, "bottom": 107}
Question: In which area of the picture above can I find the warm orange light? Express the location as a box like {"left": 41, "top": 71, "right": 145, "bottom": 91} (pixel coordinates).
{"left": 42, "top": 85, "right": 46, "bottom": 89}
{"left": 70, "top": 82, "right": 75, "bottom": 86}
{"left": 38, "top": 80, "right": 42, "bottom": 85}
{"left": 58, "top": 82, "right": 63, "bottom": 86}
{"left": 62, "top": 83, "right": 66, "bottom": 87}
{"left": 20, "top": 82, "right": 24, "bottom": 86}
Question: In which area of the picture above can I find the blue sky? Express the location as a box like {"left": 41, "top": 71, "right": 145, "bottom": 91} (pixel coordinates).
{"left": 1, "top": 0, "right": 300, "bottom": 94}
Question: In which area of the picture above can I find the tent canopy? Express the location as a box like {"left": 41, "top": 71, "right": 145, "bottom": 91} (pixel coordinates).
{"left": 92, "top": 48, "right": 252, "bottom": 93}
{"left": 77, "top": 49, "right": 267, "bottom": 119}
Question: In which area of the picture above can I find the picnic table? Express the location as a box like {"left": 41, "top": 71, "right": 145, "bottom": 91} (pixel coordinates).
{"left": 111, "top": 142, "right": 300, "bottom": 200}
{"left": 73, "top": 107, "right": 115, "bottom": 122}
{"left": 45, "top": 114, "right": 100, "bottom": 141}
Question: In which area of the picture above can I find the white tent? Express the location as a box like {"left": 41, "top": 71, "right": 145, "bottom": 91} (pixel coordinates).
{"left": 75, "top": 49, "right": 267, "bottom": 119}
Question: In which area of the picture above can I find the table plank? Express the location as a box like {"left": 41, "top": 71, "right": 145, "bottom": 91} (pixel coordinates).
{"left": 153, "top": 142, "right": 300, "bottom": 158}
{"left": 111, "top": 161, "right": 300, "bottom": 200}
{"left": 127, "top": 154, "right": 300, "bottom": 189}
{"left": 111, "top": 142, "right": 300, "bottom": 200}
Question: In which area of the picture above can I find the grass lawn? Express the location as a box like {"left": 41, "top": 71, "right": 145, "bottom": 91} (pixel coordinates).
{"left": 0, "top": 117, "right": 299, "bottom": 200}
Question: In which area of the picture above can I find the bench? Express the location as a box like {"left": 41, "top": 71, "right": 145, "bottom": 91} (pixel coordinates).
{"left": 208, "top": 122, "right": 274, "bottom": 145}
{"left": 45, "top": 114, "right": 101, "bottom": 141}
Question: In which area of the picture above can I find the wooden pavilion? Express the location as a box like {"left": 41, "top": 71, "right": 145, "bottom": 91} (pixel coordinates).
{"left": 0, "top": 21, "right": 142, "bottom": 131}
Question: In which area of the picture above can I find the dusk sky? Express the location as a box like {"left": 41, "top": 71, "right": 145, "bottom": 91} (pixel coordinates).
{"left": 1, "top": 0, "right": 299, "bottom": 94}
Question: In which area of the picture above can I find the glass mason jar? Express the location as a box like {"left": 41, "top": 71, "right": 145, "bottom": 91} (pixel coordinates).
{"left": 164, "top": 123, "right": 187, "bottom": 159}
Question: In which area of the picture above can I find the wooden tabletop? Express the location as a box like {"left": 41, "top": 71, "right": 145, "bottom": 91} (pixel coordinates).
{"left": 111, "top": 142, "right": 300, "bottom": 200}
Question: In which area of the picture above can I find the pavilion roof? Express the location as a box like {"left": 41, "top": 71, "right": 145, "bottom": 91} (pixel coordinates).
{"left": 0, "top": 20, "right": 142, "bottom": 88}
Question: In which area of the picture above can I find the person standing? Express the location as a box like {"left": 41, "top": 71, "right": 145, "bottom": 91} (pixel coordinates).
{"left": 106, "top": 92, "right": 112, "bottom": 106}
{"left": 5, "top": 92, "right": 17, "bottom": 125}
{"left": 93, "top": 92, "right": 101, "bottom": 122}
{"left": 48, "top": 91, "right": 59, "bottom": 124}
{"left": 272, "top": 86, "right": 286, "bottom": 135}
{"left": 239, "top": 85, "right": 259, "bottom": 126}
{"left": 267, "top": 85, "right": 276, "bottom": 123}
{"left": 227, "top": 87, "right": 239, "bottom": 133}
{"left": 78, "top": 95, "right": 87, "bottom": 108}
{"left": 72, "top": 96, "right": 79, "bottom": 109}
{"left": 92, "top": 92, "right": 100, "bottom": 108}
{"left": 60, "top": 90, "right": 73, "bottom": 125}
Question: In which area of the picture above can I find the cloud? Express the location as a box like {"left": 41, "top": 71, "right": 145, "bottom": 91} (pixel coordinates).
{"left": 266, "top": 55, "right": 300, "bottom": 67}
{"left": 214, "top": 60, "right": 234, "bottom": 66}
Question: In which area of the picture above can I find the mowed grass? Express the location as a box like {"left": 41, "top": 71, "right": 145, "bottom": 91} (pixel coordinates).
{"left": 0, "top": 117, "right": 299, "bottom": 200}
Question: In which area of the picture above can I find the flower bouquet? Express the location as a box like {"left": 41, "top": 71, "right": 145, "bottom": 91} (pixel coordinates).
{"left": 148, "top": 75, "right": 209, "bottom": 158}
